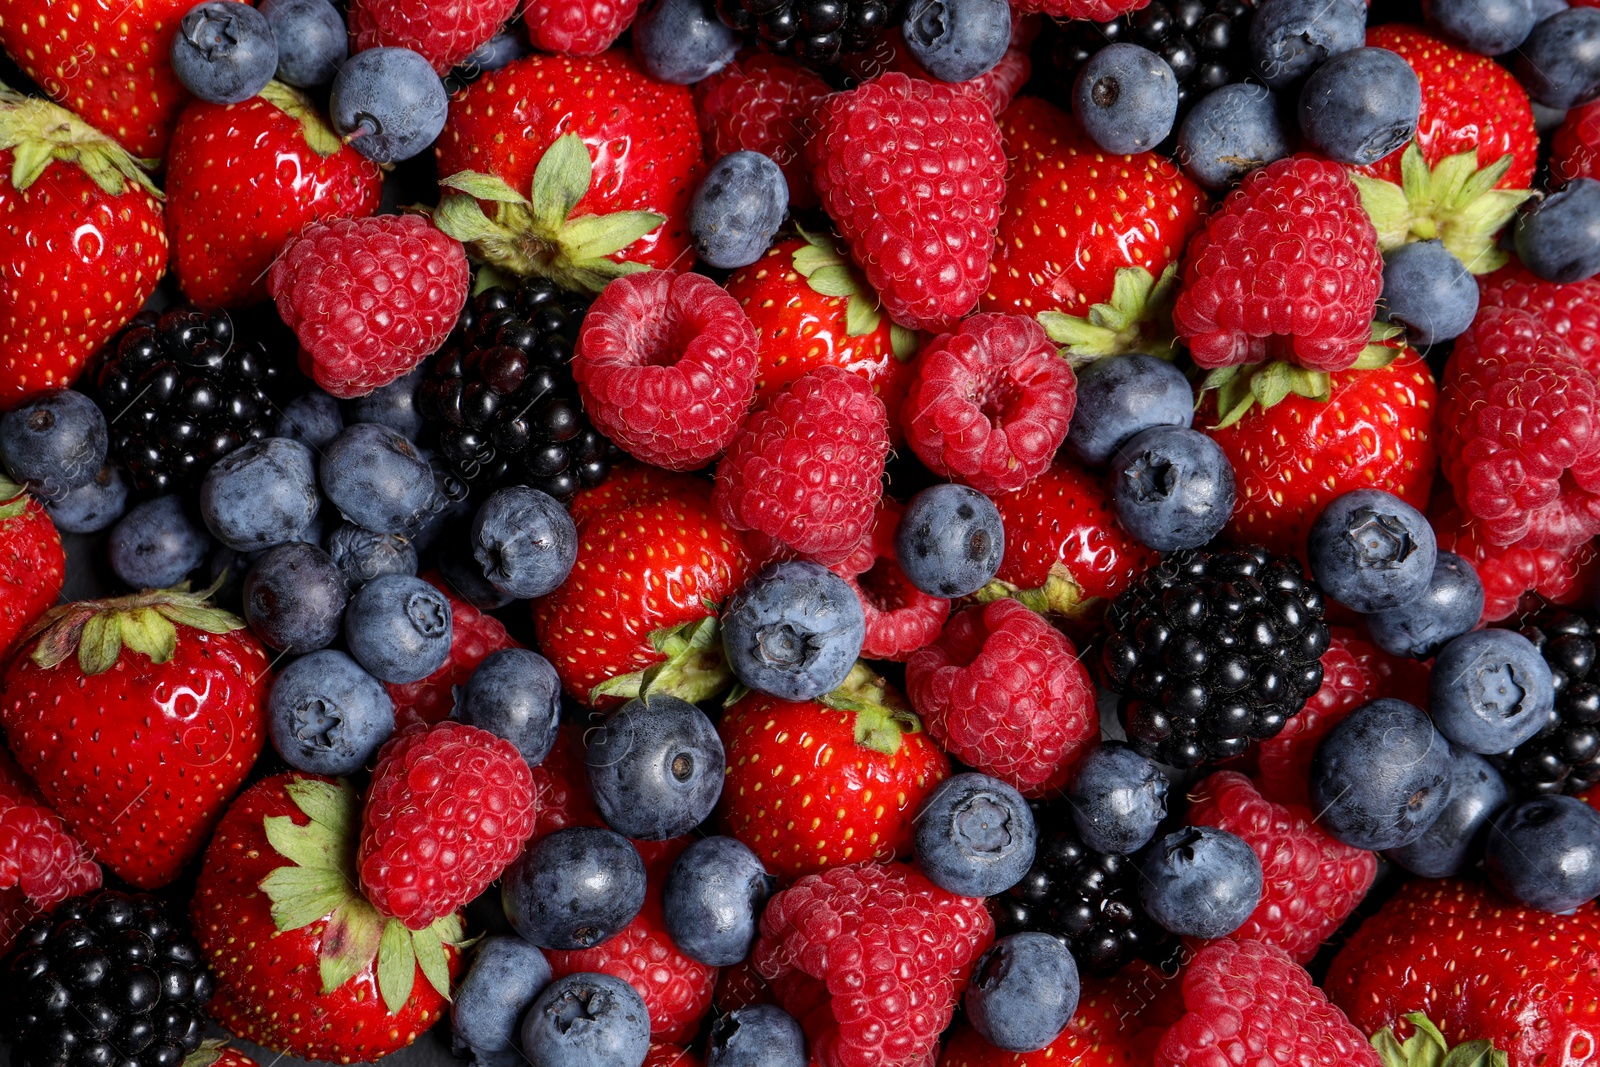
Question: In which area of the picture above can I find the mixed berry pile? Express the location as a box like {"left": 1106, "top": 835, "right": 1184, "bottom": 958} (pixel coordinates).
{"left": 3, "top": 0, "right": 1600, "bottom": 1065}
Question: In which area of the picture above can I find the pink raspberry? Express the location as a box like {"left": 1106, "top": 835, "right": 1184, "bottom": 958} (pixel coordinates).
{"left": 0, "top": 748, "right": 99, "bottom": 912}
{"left": 523, "top": 0, "right": 642, "bottom": 55}
{"left": 1434, "top": 503, "right": 1600, "bottom": 622}
{"left": 1478, "top": 259, "right": 1600, "bottom": 376}
{"left": 695, "top": 54, "right": 832, "bottom": 209}
{"left": 832, "top": 498, "right": 950, "bottom": 661}
{"left": 348, "top": 0, "right": 518, "bottom": 76}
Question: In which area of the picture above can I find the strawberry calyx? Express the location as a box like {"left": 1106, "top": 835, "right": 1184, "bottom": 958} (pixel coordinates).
{"left": 259, "top": 777, "right": 462, "bottom": 1014}
{"left": 25, "top": 582, "right": 245, "bottom": 676}
{"left": 0, "top": 86, "right": 161, "bottom": 198}
{"left": 433, "top": 133, "right": 665, "bottom": 295}
{"left": 792, "top": 226, "right": 919, "bottom": 360}
{"left": 818, "top": 661, "right": 924, "bottom": 756}
{"left": 1352, "top": 142, "right": 1534, "bottom": 274}
{"left": 183, "top": 1039, "right": 238, "bottom": 1067}
{"left": 1036, "top": 264, "right": 1179, "bottom": 365}
{"left": 0, "top": 474, "right": 32, "bottom": 521}
{"left": 972, "top": 561, "right": 1093, "bottom": 621}
{"left": 590, "top": 614, "right": 733, "bottom": 705}
{"left": 1370, "top": 1012, "right": 1508, "bottom": 1067}
{"left": 256, "top": 80, "right": 342, "bottom": 157}
{"left": 1199, "top": 323, "right": 1407, "bottom": 428}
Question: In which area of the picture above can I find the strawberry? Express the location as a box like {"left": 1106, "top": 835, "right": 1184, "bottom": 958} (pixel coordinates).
{"left": 184, "top": 1042, "right": 262, "bottom": 1067}
{"left": 0, "top": 90, "right": 167, "bottom": 406}
{"left": 0, "top": 476, "right": 65, "bottom": 655}
{"left": 0, "top": 586, "right": 268, "bottom": 888}
{"left": 195, "top": 774, "right": 462, "bottom": 1062}
{"left": 164, "top": 82, "right": 384, "bottom": 308}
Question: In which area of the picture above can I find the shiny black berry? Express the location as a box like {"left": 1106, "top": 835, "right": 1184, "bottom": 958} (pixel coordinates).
{"left": 714, "top": 0, "right": 901, "bottom": 64}
{"left": 1496, "top": 611, "right": 1600, "bottom": 796}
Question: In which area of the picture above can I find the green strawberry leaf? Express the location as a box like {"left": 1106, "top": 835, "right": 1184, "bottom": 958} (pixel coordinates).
{"left": 77, "top": 613, "right": 121, "bottom": 675}
{"left": 116, "top": 607, "right": 177, "bottom": 665}
{"left": 1371, "top": 1014, "right": 1506, "bottom": 1067}
{"left": 182, "top": 1039, "right": 233, "bottom": 1067}
{"left": 560, "top": 210, "right": 667, "bottom": 263}
{"left": 257, "top": 81, "right": 341, "bottom": 157}
{"left": 1037, "top": 264, "right": 1179, "bottom": 365}
{"left": 440, "top": 170, "right": 531, "bottom": 205}
{"left": 261, "top": 865, "right": 352, "bottom": 932}
{"left": 0, "top": 87, "right": 161, "bottom": 198}
{"left": 890, "top": 324, "right": 919, "bottom": 362}
{"left": 26, "top": 585, "right": 244, "bottom": 674}
{"left": 0, "top": 475, "right": 29, "bottom": 520}
{"left": 287, "top": 777, "right": 357, "bottom": 840}
{"left": 413, "top": 919, "right": 457, "bottom": 1002}
{"left": 377, "top": 918, "right": 418, "bottom": 1015}
{"left": 805, "top": 264, "right": 861, "bottom": 298}
{"left": 972, "top": 562, "right": 1092, "bottom": 620}
{"left": 318, "top": 897, "right": 385, "bottom": 994}
{"left": 530, "top": 134, "right": 593, "bottom": 227}
{"left": 592, "top": 615, "right": 732, "bottom": 704}
{"left": 819, "top": 662, "right": 923, "bottom": 756}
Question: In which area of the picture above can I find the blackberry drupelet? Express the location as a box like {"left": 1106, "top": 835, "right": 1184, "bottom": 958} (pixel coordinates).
{"left": 1101, "top": 545, "right": 1330, "bottom": 769}
{"left": 1497, "top": 611, "right": 1600, "bottom": 795}
{"left": 93, "top": 307, "right": 287, "bottom": 494}
{"left": 713, "top": 0, "right": 900, "bottom": 65}
{"left": 4, "top": 889, "right": 214, "bottom": 1067}
{"left": 416, "top": 278, "right": 613, "bottom": 503}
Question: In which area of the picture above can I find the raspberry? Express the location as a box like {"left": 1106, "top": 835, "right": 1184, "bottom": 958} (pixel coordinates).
{"left": 524, "top": 0, "right": 642, "bottom": 54}
{"left": 528, "top": 724, "right": 605, "bottom": 842}
{"left": 386, "top": 575, "right": 521, "bottom": 729}
{"left": 838, "top": 30, "right": 1034, "bottom": 117}
{"left": 754, "top": 863, "right": 992, "bottom": 1067}
{"left": 905, "top": 598, "right": 1098, "bottom": 796}
{"left": 901, "top": 314, "right": 1076, "bottom": 495}
{"left": 695, "top": 55, "right": 832, "bottom": 210}
{"left": 1008, "top": 0, "right": 1147, "bottom": 21}
{"left": 714, "top": 961, "right": 777, "bottom": 1013}
{"left": 1479, "top": 260, "right": 1600, "bottom": 375}
{"left": 805, "top": 73, "right": 1007, "bottom": 333}
{"left": 574, "top": 271, "right": 759, "bottom": 471}
{"left": 1553, "top": 99, "right": 1600, "bottom": 185}
{"left": 646, "top": 1045, "right": 704, "bottom": 1067}
{"left": 833, "top": 498, "right": 950, "bottom": 661}
{"left": 348, "top": 0, "right": 517, "bottom": 73}
{"left": 357, "top": 721, "right": 536, "bottom": 929}
{"left": 1186, "top": 771, "right": 1376, "bottom": 964}
{"left": 715, "top": 366, "right": 890, "bottom": 566}
{"left": 1173, "top": 156, "right": 1383, "bottom": 372}
{"left": 267, "top": 215, "right": 470, "bottom": 400}
{"left": 1439, "top": 306, "right": 1600, "bottom": 550}
{"left": 0, "top": 748, "right": 99, "bottom": 912}
{"left": 1435, "top": 504, "right": 1600, "bottom": 622}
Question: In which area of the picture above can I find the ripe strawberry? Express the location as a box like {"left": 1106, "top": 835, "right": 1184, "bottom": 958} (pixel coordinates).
{"left": 1478, "top": 258, "right": 1600, "bottom": 375}
{"left": 805, "top": 72, "right": 1006, "bottom": 332}
{"left": 387, "top": 573, "right": 522, "bottom": 728}
{"left": 0, "top": 587, "right": 268, "bottom": 889}
{"left": 832, "top": 497, "right": 950, "bottom": 661}
{"left": 718, "top": 670, "right": 950, "bottom": 880}
{"left": 186, "top": 1042, "right": 261, "bottom": 1067}
{"left": 1435, "top": 503, "right": 1600, "bottom": 622}
{"left": 1553, "top": 99, "right": 1600, "bottom": 184}
{"left": 349, "top": 0, "right": 519, "bottom": 74}
{"left": 164, "top": 83, "right": 384, "bottom": 308}
{"left": 0, "top": 746, "right": 100, "bottom": 931}
{"left": 0, "top": 478, "right": 64, "bottom": 655}
{"left": 525, "top": 0, "right": 642, "bottom": 54}
{"left": 695, "top": 55, "right": 832, "bottom": 209}
{"left": 0, "top": 91, "right": 167, "bottom": 406}
{"left": 195, "top": 774, "right": 462, "bottom": 1061}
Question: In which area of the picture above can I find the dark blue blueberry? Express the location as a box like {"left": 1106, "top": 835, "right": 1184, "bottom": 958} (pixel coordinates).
{"left": 1072, "top": 44, "right": 1180, "bottom": 155}
{"left": 1515, "top": 178, "right": 1600, "bottom": 283}
{"left": 1387, "top": 749, "right": 1509, "bottom": 878}
{"left": 913, "top": 773, "right": 1036, "bottom": 897}
{"left": 324, "top": 523, "right": 417, "bottom": 589}
{"left": 964, "top": 933, "right": 1080, "bottom": 1053}
{"left": 170, "top": 1, "right": 278, "bottom": 105}
{"left": 1069, "top": 741, "right": 1169, "bottom": 855}
{"left": 1379, "top": 240, "right": 1480, "bottom": 345}
{"left": 266, "top": 649, "right": 395, "bottom": 775}
{"left": 661, "top": 836, "right": 775, "bottom": 967}
{"left": 1536, "top": 0, "right": 1570, "bottom": 23}
{"left": 1426, "top": 0, "right": 1535, "bottom": 52}
{"left": 1297, "top": 47, "right": 1421, "bottom": 166}
{"left": 902, "top": 0, "right": 1013, "bottom": 83}
{"left": 1366, "top": 551, "right": 1483, "bottom": 659}
{"left": 200, "top": 437, "right": 320, "bottom": 551}
{"left": 1516, "top": 6, "right": 1600, "bottom": 104}
{"left": 1311, "top": 698, "right": 1454, "bottom": 850}
{"left": 108, "top": 496, "right": 211, "bottom": 590}
{"left": 471, "top": 486, "right": 577, "bottom": 599}
{"left": 722, "top": 561, "right": 865, "bottom": 701}
{"left": 1249, "top": 0, "right": 1366, "bottom": 88}
{"left": 343, "top": 367, "right": 425, "bottom": 441}
{"left": 47, "top": 465, "right": 129, "bottom": 535}
{"left": 1307, "top": 488, "right": 1437, "bottom": 612}
{"left": 0, "top": 390, "right": 108, "bottom": 501}
{"left": 243, "top": 542, "right": 348, "bottom": 653}
{"left": 274, "top": 390, "right": 345, "bottom": 449}
{"left": 1430, "top": 628, "right": 1556, "bottom": 754}
{"left": 634, "top": 0, "right": 739, "bottom": 84}
{"left": 1177, "top": 83, "right": 1291, "bottom": 193}
{"left": 330, "top": 47, "right": 449, "bottom": 163}
{"left": 502, "top": 826, "right": 647, "bottom": 950}
{"left": 706, "top": 1005, "right": 808, "bottom": 1067}
{"left": 586, "top": 694, "right": 725, "bottom": 840}
{"left": 257, "top": 0, "right": 346, "bottom": 87}
{"left": 1486, "top": 795, "right": 1600, "bottom": 912}
{"left": 894, "top": 483, "right": 1005, "bottom": 599}
{"left": 456, "top": 648, "right": 563, "bottom": 767}
{"left": 1109, "top": 425, "right": 1235, "bottom": 552}
{"left": 1136, "top": 825, "right": 1263, "bottom": 938}
{"left": 690, "top": 152, "right": 789, "bottom": 270}
{"left": 451, "top": 936, "right": 552, "bottom": 1063}
{"left": 320, "top": 423, "right": 436, "bottom": 534}
{"left": 343, "top": 574, "right": 453, "bottom": 683}
{"left": 520, "top": 973, "right": 651, "bottom": 1067}
{"left": 1066, "top": 353, "right": 1194, "bottom": 465}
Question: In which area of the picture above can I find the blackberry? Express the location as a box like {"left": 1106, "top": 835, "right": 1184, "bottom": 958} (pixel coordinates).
{"left": 416, "top": 278, "right": 613, "bottom": 504}
{"left": 713, "top": 0, "right": 900, "bottom": 65}
{"left": 1497, "top": 611, "right": 1600, "bottom": 795}
{"left": 3, "top": 889, "right": 214, "bottom": 1067}
{"left": 1101, "top": 545, "right": 1330, "bottom": 769}
{"left": 93, "top": 306, "right": 288, "bottom": 494}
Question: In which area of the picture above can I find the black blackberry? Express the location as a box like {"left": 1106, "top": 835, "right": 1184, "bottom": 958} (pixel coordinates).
{"left": 1100, "top": 545, "right": 1331, "bottom": 769}
{"left": 416, "top": 278, "right": 612, "bottom": 504}
{"left": 713, "top": 0, "right": 900, "bottom": 65}
{"left": 4, "top": 889, "right": 214, "bottom": 1067}
{"left": 93, "top": 306, "right": 286, "bottom": 494}
{"left": 1496, "top": 611, "right": 1600, "bottom": 795}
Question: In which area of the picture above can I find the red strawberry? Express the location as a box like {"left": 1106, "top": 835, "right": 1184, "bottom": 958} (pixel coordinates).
{"left": 387, "top": 573, "right": 522, "bottom": 728}
{"left": 185, "top": 1042, "right": 262, "bottom": 1067}
{"left": 1478, "top": 257, "right": 1600, "bottom": 375}
{"left": 164, "top": 83, "right": 383, "bottom": 308}
{"left": 1435, "top": 502, "right": 1600, "bottom": 622}
{"left": 0, "top": 91, "right": 167, "bottom": 406}
{"left": 0, "top": 587, "right": 268, "bottom": 888}
{"left": 695, "top": 55, "right": 832, "bottom": 209}
{"left": 0, "top": 745, "right": 100, "bottom": 938}
{"left": 1553, "top": 99, "right": 1600, "bottom": 184}
{"left": 525, "top": 0, "right": 642, "bottom": 54}
{"left": 349, "top": 0, "right": 519, "bottom": 74}
{"left": 0, "top": 478, "right": 65, "bottom": 655}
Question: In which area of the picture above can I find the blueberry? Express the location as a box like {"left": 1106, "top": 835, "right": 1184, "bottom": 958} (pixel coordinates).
{"left": 1176, "top": 83, "right": 1291, "bottom": 193}
{"left": 0, "top": 390, "right": 108, "bottom": 500}
{"left": 200, "top": 437, "right": 320, "bottom": 551}
{"left": 1307, "top": 488, "right": 1437, "bottom": 612}
{"left": 324, "top": 524, "right": 417, "bottom": 589}
{"left": 1517, "top": 6, "right": 1600, "bottom": 105}
{"left": 1426, "top": 0, "right": 1535, "bottom": 52}
{"left": 1072, "top": 44, "right": 1180, "bottom": 155}
{"left": 46, "top": 465, "right": 128, "bottom": 534}
{"left": 964, "top": 933, "right": 1080, "bottom": 1053}
{"left": 634, "top": 0, "right": 739, "bottom": 84}
{"left": 456, "top": 648, "right": 563, "bottom": 767}
{"left": 1485, "top": 794, "right": 1600, "bottom": 912}
{"left": 243, "top": 542, "right": 348, "bottom": 653}
{"left": 330, "top": 47, "right": 448, "bottom": 163}
{"left": 320, "top": 423, "right": 436, "bottom": 534}
{"left": 1249, "top": 0, "right": 1366, "bottom": 88}
{"left": 471, "top": 486, "right": 577, "bottom": 599}
{"left": 451, "top": 936, "right": 552, "bottom": 1062}
{"left": 257, "top": 0, "right": 346, "bottom": 87}
{"left": 1109, "top": 425, "right": 1235, "bottom": 552}
{"left": 585, "top": 694, "right": 725, "bottom": 840}
{"left": 520, "top": 972, "right": 651, "bottom": 1067}
{"left": 170, "top": 1, "right": 278, "bottom": 105}
{"left": 902, "top": 0, "right": 1013, "bottom": 83}
{"left": 1514, "top": 178, "right": 1600, "bottom": 283}
{"left": 690, "top": 152, "right": 789, "bottom": 270}
{"left": 661, "top": 836, "right": 775, "bottom": 967}
{"left": 1536, "top": 0, "right": 1569, "bottom": 23}
{"left": 1311, "top": 698, "right": 1454, "bottom": 850}
{"left": 343, "top": 574, "right": 453, "bottom": 684}
{"left": 894, "top": 483, "right": 1005, "bottom": 599}
{"left": 1067, "top": 353, "right": 1195, "bottom": 465}
{"left": 108, "top": 496, "right": 211, "bottom": 590}
{"left": 274, "top": 390, "right": 345, "bottom": 448}
{"left": 913, "top": 773, "right": 1037, "bottom": 897}
{"left": 1069, "top": 741, "right": 1169, "bottom": 855}
{"left": 1378, "top": 240, "right": 1480, "bottom": 345}
{"left": 502, "top": 827, "right": 647, "bottom": 950}
{"left": 706, "top": 1005, "right": 808, "bottom": 1067}
{"left": 266, "top": 649, "right": 394, "bottom": 775}
{"left": 722, "top": 561, "right": 865, "bottom": 701}
{"left": 1387, "top": 749, "right": 1509, "bottom": 878}
{"left": 1136, "top": 825, "right": 1263, "bottom": 938}
{"left": 1365, "top": 552, "right": 1483, "bottom": 660}
{"left": 343, "top": 367, "right": 426, "bottom": 441}
{"left": 1430, "top": 628, "right": 1556, "bottom": 754}
{"left": 1297, "top": 47, "right": 1421, "bottom": 166}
